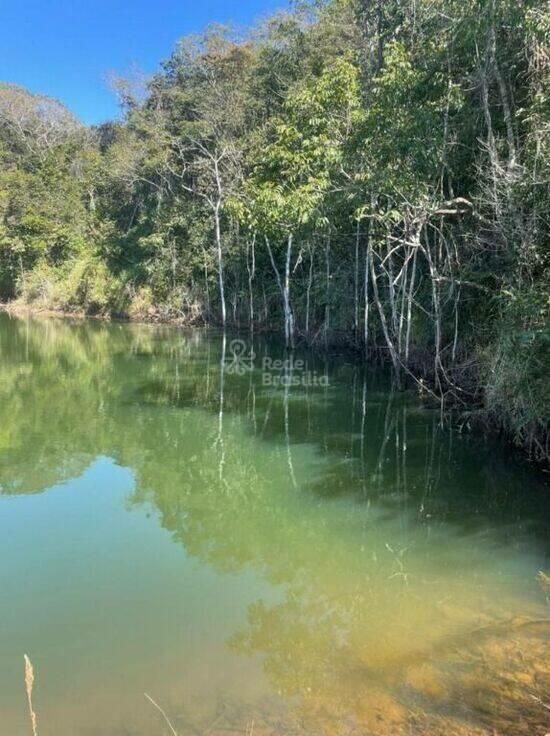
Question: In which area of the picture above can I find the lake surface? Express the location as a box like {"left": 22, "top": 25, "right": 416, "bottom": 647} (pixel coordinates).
{"left": 0, "top": 312, "right": 548, "bottom": 736}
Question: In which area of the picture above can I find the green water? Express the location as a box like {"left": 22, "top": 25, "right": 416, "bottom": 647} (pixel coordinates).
{"left": 0, "top": 313, "right": 548, "bottom": 736}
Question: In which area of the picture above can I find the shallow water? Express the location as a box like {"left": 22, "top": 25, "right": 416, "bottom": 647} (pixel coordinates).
{"left": 0, "top": 313, "right": 548, "bottom": 736}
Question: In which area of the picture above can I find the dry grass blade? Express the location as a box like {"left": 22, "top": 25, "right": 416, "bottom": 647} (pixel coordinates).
{"left": 144, "top": 692, "right": 179, "bottom": 736}
{"left": 24, "top": 654, "right": 38, "bottom": 736}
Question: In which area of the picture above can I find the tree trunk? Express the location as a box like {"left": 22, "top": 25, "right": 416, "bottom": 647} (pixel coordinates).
{"left": 202, "top": 249, "right": 210, "bottom": 323}
{"left": 404, "top": 247, "right": 417, "bottom": 364}
{"left": 214, "top": 203, "right": 226, "bottom": 327}
{"left": 354, "top": 220, "right": 360, "bottom": 340}
{"left": 324, "top": 233, "right": 331, "bottom": 347}
{"left": 284, "top": 234, "right": 295, "bottom": 349}
{"left": 363, "top": 221, "right": 370, "bottom": 355}
{"left": 305, "top": 245, "right": 314, "bottom": 339}
{"left": 370, "top": 239, "right": 401, "bottom": 385}
{"left": 265, "top": 235, "right": 294, "bottom": 349}
{"left": 247, "top": 233, "right": 256, "bottom": 332}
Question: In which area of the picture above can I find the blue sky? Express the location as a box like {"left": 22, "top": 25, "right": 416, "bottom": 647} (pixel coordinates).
{"left": 0, "top": 0, "right": 288, "bottom": 125}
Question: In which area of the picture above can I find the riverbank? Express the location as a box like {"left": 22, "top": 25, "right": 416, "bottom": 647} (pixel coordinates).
{"left": 1, "top": 0, "right": 547, "bottom": 474}
{"left": 2, "top": 300, "right": 547, "bottom": 471}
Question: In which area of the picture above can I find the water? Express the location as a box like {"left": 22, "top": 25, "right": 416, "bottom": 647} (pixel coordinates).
{"left": 0, "top": 312, "right": 548, "bottom": 736}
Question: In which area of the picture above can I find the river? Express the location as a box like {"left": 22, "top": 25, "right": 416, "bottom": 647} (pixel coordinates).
{"left": 0, "top": 312, "right": 548, "bottom": 735}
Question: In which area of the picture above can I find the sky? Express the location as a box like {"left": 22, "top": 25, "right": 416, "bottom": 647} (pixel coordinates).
{"left": 0, "top": 0, "right": 288, "bottom": 125}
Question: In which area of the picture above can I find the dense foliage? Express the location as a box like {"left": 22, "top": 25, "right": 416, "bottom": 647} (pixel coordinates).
{"left": 0, "top": 0, "right": 548, "bottom": 460}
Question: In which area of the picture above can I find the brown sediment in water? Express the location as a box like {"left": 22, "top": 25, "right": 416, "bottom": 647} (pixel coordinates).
{"left": 276, "top": 625, "right": 549, "bottom": 735}
{"left": 359, "top": 616, "right": 550, "bottom": 677}
{"left": 153, "top": 622, "right": 549, "bottom": 736}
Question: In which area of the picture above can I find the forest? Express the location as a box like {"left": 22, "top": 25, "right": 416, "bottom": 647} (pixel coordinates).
{"left": 0, "top": 0, "right": 548, "bottom": 462}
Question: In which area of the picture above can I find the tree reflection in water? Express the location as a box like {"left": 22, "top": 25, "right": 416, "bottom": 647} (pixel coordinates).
{"left": 0, "top": 313, "right": 548, "bottom": 735}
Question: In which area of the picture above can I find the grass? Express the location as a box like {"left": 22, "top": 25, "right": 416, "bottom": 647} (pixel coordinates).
{"left": 24, "top": 655, "right": 38, "bottom": 736}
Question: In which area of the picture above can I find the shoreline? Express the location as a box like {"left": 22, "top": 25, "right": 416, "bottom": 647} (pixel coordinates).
{"left": 1, "top": 301, "right": 547, "bottom": 472}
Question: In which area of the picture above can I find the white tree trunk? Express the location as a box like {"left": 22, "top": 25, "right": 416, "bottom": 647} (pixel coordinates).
{"left": 363, "top": 223, "right": 370, "bottom": 355}
{"left": 305, "top": 245, "right": 314, "bottom": 338}
{"left": 324, "top": 234, "right": 331, "bottom": 346}
{"left": 369, "top": 240, "right": 401, "bottom": 385}
{"left": 214, "top": 203, "right": 226, "bottom": 327}
{"left": 246, "top": 233, "right": 256, "bottom": 332}
{"left": 354, "top": 220, "right": 360, "bottom": 339}
{"left": 265, "top": 235, "right": 294, "bottom": 349}
{"left": 284, "top": 234, "right": 295, "bottom": 349}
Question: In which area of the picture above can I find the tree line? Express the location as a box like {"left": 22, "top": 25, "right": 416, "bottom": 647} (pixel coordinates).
{"left": 0, "top": 0, "right": 548, "bottom": 461}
